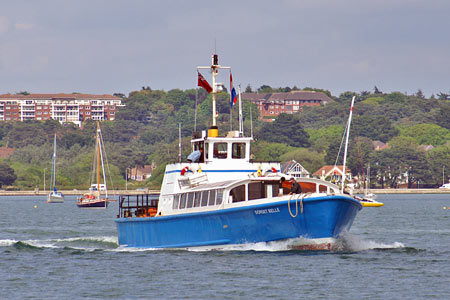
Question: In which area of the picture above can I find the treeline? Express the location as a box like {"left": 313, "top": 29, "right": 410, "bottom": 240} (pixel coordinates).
{"left": 0, "top": 85, "right": 450, "bottom": 190}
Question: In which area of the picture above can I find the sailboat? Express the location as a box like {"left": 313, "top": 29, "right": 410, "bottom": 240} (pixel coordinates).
{"left": 364, "top": 163, "right": 376, "bottom": 200}
{"left": 47, "top": 134, "right": 64, "bottom": 203}
{"left": 77, "top": 122, "right": 111, "bottom": 208}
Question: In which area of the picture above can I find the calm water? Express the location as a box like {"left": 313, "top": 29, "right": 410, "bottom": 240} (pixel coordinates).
{"left": 1, "top": 194, "right": 449, "bottom": 299}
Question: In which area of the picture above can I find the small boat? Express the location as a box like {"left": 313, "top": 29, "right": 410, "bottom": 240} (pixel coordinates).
{"left": 47, "top": 134, "right": 64, "bottom": 203}
{"left": 77, "top": 122, "right": 111, "bottom": 209}
{"left": 115, "top": 54, "right": 363, "bottom": 250}
{"left": 360, "top": 163, "right": 383, "bottom": 207}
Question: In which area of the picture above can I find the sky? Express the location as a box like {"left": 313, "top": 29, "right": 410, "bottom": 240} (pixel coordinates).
{"left": 0, "top": 0, "right": 449, "bottom": 98}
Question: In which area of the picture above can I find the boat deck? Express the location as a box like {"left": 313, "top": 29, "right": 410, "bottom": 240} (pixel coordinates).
{"left": 118, "top": 193, "right": 160, "bottom": 218}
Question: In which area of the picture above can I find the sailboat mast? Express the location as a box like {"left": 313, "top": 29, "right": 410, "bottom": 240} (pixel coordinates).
{"left": 341, "top": 96, "right": 355, "bottom": 193}
{"left": 50, "top": 134, "right": 56, "bottom": 190}
{"left": 98, "top": 125, "right": 108, "bottom": 199}
{"left": 97, "top": 122, "right": 100, "bottom": 192}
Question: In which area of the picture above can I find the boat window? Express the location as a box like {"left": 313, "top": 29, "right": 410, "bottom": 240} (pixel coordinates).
{"left": 173, "top": 194, "right": 180, "bottom": 209}
{"left": 204, "top": 142, "right": 209, "bottom": 159}
{"left": 186, "top": 193, "right": 194, "bottom": 208}
{"left": 271, "top": 183, "right": 280, "bottom": 197}
{"left": 201, "top": 191, "right": 209, "bottom": 206}
{"left": 193, "top": 142, "right": 205, "bottom": 163}
{"left": 248, "top": 182, "right": 264, "bottom": 200}
{"left": 216, "top": 189, "right": 224, "bottom": 205}
{"left": 208, "top": 190, "right": 216, "bottom": 206}
{"left": 213, "top": 143, "right": 227, "bottom": 159}
{"left": 232, "top": 143, "right": 246, "bottom": 159}
{"left": 193, "top": 192, "right": 201, "bottom": 207}
{"left": 179, "top": 193, "right": 186, "bottom": 209}
{"left": 230, "top": 185, "right": 246, "bottom": 203}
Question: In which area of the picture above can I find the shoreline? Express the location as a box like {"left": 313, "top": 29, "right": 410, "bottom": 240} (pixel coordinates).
{"left": 0, "top": 190, "right": 161, "bottom": 196}
{"left": 0, "top": 188, "right": 449, "bottom": 196}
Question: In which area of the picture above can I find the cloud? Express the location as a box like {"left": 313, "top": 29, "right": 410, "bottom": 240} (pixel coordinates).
{"left": 14, "top": 23, "right": 35, "bottom": 31}
{"left": 0, "top": 16, "right": 10, "bottom": 33}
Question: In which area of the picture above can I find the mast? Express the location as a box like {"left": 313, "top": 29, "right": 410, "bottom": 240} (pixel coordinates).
{"left": 197, "top": 54, "right": 231, "bottom": 129}
{"left": 50, "top": 134, "right": 56, "bottom": 191}
{"left": 96, "top": 122, "right": 101, "bottom": 193}
{"left": 341, "top": 96, "right": 355, "bottom": 193}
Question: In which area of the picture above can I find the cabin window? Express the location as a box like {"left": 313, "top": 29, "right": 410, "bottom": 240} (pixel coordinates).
{"left": 179, "top": 193, "right": 187, "bottom": 209}
{"left": 213, "top": 143, "right": 227, "bottom": 159}
{"left": 230, "top": 185, "right": 246, "bottom": 203}
{"left": 264, "top": 182, "right": 280, "bottom": 198}
{"left": 232, "top": 143, "right": 246, "bottom": 159}
{"left": 248, "top": 182, "right": 264, "bottom": 200}
{"left": 208, "top": 190, "right": 216, "bottom": 206}
{"left": 173, "top": 194, "right": 180, "bottom": 209}
{"left": 201, "top": 191, "right": 209, "bottom": 206}
{"left": 193, "top": 142, "right": 205, "bottom": 163}
{"left": 186, "top": 193, "right": 194, "bottom": 208}
{"left": 193, "top": 192, "right": 201, "bottom": 207}
{"left": 216, "top": 189, "right": 224, "bottom": 205}
{"left": 204, "top": 142, "right": 209, "bottom": 159}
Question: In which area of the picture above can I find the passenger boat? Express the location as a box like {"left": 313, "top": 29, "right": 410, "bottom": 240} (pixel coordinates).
{"left": 77, "top": 122, "right": 111, "bottom": 209}
{"left": 115, "top": 54, "right": 363, "bottom": 249}
{"left": 47, "top": 134, "right": 64, "bottom": 203}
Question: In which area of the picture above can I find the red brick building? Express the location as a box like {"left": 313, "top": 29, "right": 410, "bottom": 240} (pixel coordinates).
{"left": 0, "top": 93, "right": 124, "bottom": 126}
{"left": 242, "top": 91, "right": 332, "bottom": 121}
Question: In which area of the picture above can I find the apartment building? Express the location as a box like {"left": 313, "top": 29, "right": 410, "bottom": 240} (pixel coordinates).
{"left": 0, "top": 93, "right": 124, "bottom": 126}
{"left": 242, "top": 91, "right": 332, "bottom": 121}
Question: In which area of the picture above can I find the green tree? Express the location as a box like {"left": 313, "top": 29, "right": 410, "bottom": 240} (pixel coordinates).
{"left": 370, "top": 143, "right": 429, "bottom": 188}
{"left": 426, "top": 144, "right": 450, "bottom": 185}
{"left": 353, "top": 115, "right": 398, "bottom": 143}
{"left": 397, "top": 123, "right": 450, "bottom": 146}
{"left": 258, "top": 114, "right": 310, "bottom": 147}
{"left": 0, "top": 162, "right": 17, "bottom": 187}
{"left": 279, "top": 148, "right": 325, "bottom": 174}
{"left": 252, "top": 142, "right": 294, "bottom": 161}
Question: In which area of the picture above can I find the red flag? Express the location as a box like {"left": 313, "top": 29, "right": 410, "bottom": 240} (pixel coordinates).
{"left": 198, "top": 72, "right": 213, "bottom": 93}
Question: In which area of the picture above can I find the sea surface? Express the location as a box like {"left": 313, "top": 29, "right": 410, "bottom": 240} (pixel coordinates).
{"left": 1, "top": 194, "right": 449, "bottom": 299}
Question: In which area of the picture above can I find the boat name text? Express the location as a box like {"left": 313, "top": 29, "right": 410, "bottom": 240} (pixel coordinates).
{"left": 254, "top": 208, "right": 280, "bottom": 215}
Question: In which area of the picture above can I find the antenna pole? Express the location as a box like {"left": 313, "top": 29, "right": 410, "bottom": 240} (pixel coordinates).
{"left": 238, "top": 85, "right": 243, "bottom": 135}
{"left": 178, "top": 123, "right": 182, "bottom": 163}
{"left": 250, "top": 107, "right": 253, "bottom": 138}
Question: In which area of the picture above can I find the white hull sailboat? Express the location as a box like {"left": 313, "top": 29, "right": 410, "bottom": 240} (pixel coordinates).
{"left": 47, "top": 134, "right": 64, "bottom": 203}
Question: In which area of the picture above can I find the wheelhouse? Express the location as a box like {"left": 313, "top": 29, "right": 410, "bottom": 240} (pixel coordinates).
{"left": 190, "top": 130, "right": 252, "bottom": 163}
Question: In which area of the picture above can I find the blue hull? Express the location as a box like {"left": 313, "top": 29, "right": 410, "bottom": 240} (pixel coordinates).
{"left": 115, "top": 195, "right": 362, "bottom": 248}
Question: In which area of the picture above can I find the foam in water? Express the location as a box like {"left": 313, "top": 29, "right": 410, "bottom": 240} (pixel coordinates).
{"left": 1, "top": 234, "right": 405, "bottom": 253}
{"left": 333, "top": 233, "right": 405, "bottom": 252}
{"left": 0, "top": 236, "right": 119, "bottom": 251}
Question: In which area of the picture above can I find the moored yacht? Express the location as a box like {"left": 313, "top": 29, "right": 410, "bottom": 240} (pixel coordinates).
{"left": 115, "top": 54, "right": 363, "bottom": 249}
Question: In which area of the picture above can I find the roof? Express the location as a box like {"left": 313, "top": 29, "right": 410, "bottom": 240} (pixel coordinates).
{"left": 0, "top": 147, "right": 14, "bottom": 158}
{"left": 0, "top": 93, "right": 121, "bottom": 101}
{"left": 312, "top": 165, "right": 350, "bottom": 177}
{"left": 281, "top": 160, "right": 310, "bottom": 174}
{"left": 373, "top": 140, "right": 388, "bottom": 150}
